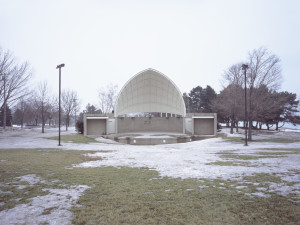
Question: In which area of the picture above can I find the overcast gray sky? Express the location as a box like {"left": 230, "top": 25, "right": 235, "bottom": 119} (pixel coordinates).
{"left": 1, "top": 0, "right": 300, "bottom": 110}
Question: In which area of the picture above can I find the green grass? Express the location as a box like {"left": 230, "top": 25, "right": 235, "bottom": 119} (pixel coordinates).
{"left": 257, "top": 138, "right": 300, "bottom": 143}
{"left": 46, "top": 134, "right": 99, "bottom": 143}
{"left": 256, "top": 151, "right": 299, "bottom": 156}
{"left": 214, "top": 149, "right": 299, "bottom": 163}
{"left": 0, "top": 149, "right": 299, "bottom": 224}
{"left": 253, "top": 148, "right": 300, "bottom": 157}
{"left": 207, "top": 160, "right": 252, "bottom": 167}
{"left": 223, "top": 137, "right": 300, "bottom": 143}
{"left": 261, "top": 148, "right": 300, "bottom": 152}
{"left": 242, "top": 173, "right": 283, "bottom": 184}
{"left": 0, "top": 148, "right": 94, "bottom": 211}
{"left": 223, "top": 137, "right": 244, "bottom": 143}
{"left": 211, "top": 149, "right": 296, "bottom": 168}
{"left": 219, "top": 153, "right": 282, "bottom": 160}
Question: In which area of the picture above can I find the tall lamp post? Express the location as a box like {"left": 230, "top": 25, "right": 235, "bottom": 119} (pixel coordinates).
{"left": 1, "top": 74, "right": 6, "bottom": 130}
{"left": 56, "top": 63, "right": 65, "bottom": 146}
{"left": 242, "top": 64, "right": 249, "bottom": 146}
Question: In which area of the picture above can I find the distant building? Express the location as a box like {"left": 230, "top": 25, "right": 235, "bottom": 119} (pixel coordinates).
{"left": 84, "top": 68, "right": 217, "bottom": 144}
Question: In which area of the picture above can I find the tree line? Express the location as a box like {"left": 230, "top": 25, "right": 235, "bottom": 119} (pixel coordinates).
{"left": 0, "top": 47, "right": 79, "bottom": 133}
{"left": 2, "top": 46, "right": 299, "bottom": 138}
{"left": 183, "top": 47, "right": 300, "bottom": 140}
{"left": 1, "top": 47, "right": 119, "bottom": 133}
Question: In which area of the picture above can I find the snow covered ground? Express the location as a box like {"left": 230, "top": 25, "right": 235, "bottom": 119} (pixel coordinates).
{"left": 0, "top": 126, "right": 300, "bottom": 224}
{"left": 0, "top": 174, "right": 89, "bottom": 225}
{"left": 1, "top": 126, "right": 300, "bottom": 183}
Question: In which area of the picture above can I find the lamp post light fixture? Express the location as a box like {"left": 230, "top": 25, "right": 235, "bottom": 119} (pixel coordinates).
{"left": 242, "top": 64, "right": 249, "bottom": 146}
{"left": 56, "top": 63, "right": 65, "bottom": 146}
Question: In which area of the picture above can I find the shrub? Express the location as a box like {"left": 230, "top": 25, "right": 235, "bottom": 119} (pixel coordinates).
{"left": 217, "top": 123, "right": 222, "bottom": 131}
{"left": 76, "top": 120, "right": 84, "bottom": 134}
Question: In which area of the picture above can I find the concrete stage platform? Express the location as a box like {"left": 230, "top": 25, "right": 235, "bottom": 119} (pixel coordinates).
{"left": 103, "top": 132, "right": 215, "bottom": 145}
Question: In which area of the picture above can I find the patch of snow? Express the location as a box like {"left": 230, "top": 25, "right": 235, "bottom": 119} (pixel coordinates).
{"left": 0, "top": 185, "right": 89, "bottom": 225}
{"left": 282, "top": 129, "right": 300, "bottom": 133}
{"left": 268, "top": 182, "right": 300, "bottom": 197}
{"left": 256, "top": 187, "right": 268, "bottom": 191}
{"left": 17, "top": 174, "right": 42, "bottom": 185}
{"left": 16, "top": 185, "right": 29, "bottom": 190}
{"left": 95, "top": 137, "right": 118, "bottom": 144}
{"left": 0, "top": 127, "right": 77, "bottom": 149}
{"left": 72, "top": 137, "right": 300, "bottom": 183}
{"left": 0, "top": 190, "right": 13, "bottom": 194}
{"left": 246, "top": 192, "right": 271, "bottom": 198}
{"left": 236, "top": 186, "right": 248, "bottom": 189}
{"left": 281, "top": 174, "right": 300, "bottom": 183}
{"left": 14, "top": 174, "right": 49, "bottom": 189}
{"left": 199, "top": 185, "right": 209, "bottom": 190}
{"left": 0, "top": 126, "right": 300, "bottom": 201}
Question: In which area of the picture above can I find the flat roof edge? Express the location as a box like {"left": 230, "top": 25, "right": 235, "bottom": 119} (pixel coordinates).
{"left": 86, "top": 117, "right": 109, "bottom": 119}
{"left": 192, "top": 116, "right": 215, "bottom": 118}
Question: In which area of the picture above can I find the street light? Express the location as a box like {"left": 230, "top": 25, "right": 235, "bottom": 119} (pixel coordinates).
{"left": 1, "top": 74, "right": 6, "bottom": 130}
{"left": 56, "top": 63, "right": 65, "bottom": 146}
{"left": 242, "top": 64, "right": 249, "bottom": 146}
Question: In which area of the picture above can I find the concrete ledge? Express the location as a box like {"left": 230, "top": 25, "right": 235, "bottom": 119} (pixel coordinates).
{"left": 103, "top": 132, "right": 215, "bottom": 145}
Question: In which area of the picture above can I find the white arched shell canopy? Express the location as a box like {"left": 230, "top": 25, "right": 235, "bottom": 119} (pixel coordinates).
{"left": 115, "top": 68, "right": 186, "bottom": 117}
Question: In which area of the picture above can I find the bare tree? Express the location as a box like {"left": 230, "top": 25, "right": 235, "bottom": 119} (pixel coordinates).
{"left": 219, "top": 63, "right": 246, "bottom": 133}
{"left": 212, "top": 84, "right": 244, "bottom": 134}
{"left": 247, "top": 47, "right": 282, "bottom": 140}
{"left": 221, "top": 48, "right": 282, "bottom": 140}
{"left": 33, "top": 81, "right": 53, "bottom": 133}
{"left": 12, "top": 97, "right": 33, "bottom": 128}
{"left": 73, "top": 97, "right": 80, "bottom": 124}
{"left": 61, "top": 89, "right": 78, "bottom": 131}
{"left": 222, "top": 63, "right": 244, "bottom": 88}
{"left": 97, "top": 84, "right": 118, "bottom": 114}
{"left": 0, "top": 48, "right": 33, "bottom": 109}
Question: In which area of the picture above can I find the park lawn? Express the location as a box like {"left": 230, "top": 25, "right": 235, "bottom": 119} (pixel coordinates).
{"left": 46, "top": 134, "right": 99, "bottom": 144}
{"left": 223, "top": 136, "right": 300, "bottom": 143}
{"left": 0, "top": 148, "right": 299, "bottom": 224}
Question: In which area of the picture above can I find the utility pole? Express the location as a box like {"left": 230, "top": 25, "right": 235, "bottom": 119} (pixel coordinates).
{"left": 56, "top": 64, "right": 65, "bottom": 146}
{"left": 242, "top": 64, "right": 249, "bottom": 146}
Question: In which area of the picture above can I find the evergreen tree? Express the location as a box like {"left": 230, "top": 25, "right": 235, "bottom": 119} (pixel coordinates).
{"left": 182, "top": 92, "right": 191, "bottom": 113}
{"left": 13, "top": 108, "right": 23, "bottom": 126}
{"left": 189, "top": 86, "right": 203, "bottom": 112}
{"left": 76, "top": 103, "right": 102, "bottom": 134}
{"left": 274, "top": 91, "right": 299, "bottom": 129}
{"left": 201, "top": 85, "right": 217, "bottom": 113}
{"left": 187, "top": 85, "right": 217, "bottom": 113}
{"left": 84, "top": 103, "right": 102, "bottom": 114}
